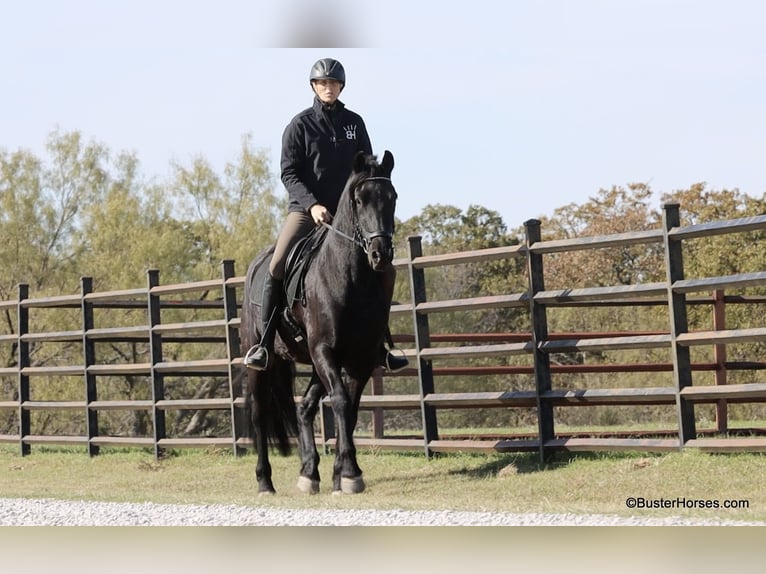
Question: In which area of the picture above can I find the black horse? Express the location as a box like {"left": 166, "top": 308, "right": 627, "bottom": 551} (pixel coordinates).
{"left": 240, "top": 150, "right": 398, "bottom": 495}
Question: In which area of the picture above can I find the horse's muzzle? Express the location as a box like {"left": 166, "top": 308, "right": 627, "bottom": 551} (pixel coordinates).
{"left": 367, "top": 235, "right": 394, "bottom": 271}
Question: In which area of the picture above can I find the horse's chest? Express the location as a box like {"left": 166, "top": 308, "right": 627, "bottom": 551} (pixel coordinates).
{"left": 336, "top": 295, "right": 387, "bottom": 329}
{"left": 305, "top": 291, "right": 386, "bottom": 339}
{"left": 303, "top": 272, "right": 387, "bottom": 332}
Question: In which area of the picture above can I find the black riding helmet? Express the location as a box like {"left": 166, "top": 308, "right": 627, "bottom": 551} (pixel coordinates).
{"left": 309, "top": 58, "right": 346, "bottom": 90}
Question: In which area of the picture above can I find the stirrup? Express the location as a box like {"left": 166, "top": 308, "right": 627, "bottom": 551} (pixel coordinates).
{"left": 244, "top": 344, "right": 269, "bottom": 371}
{"left": 384, "top": 349, "right": 409, "bottom": 373}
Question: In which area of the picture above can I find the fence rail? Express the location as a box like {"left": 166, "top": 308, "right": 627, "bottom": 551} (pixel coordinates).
{"left": 2, "top": 203, "right": 766, "bottom": 458}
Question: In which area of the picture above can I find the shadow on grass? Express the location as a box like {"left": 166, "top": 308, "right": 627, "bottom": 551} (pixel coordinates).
{"left": 443, "top": 449, "right": 663, "bottom": 479}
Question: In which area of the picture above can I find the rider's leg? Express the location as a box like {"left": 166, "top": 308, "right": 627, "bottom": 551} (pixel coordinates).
{"left": 244, "top": 272, "right": 283, "bottom": 370}
{"left": 244, "top": 211, "right": 315, "bottom": 370}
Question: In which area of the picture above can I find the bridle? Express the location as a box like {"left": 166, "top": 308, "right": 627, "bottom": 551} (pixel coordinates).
{"left": 321, "top": 176, "right": 395, "bottom": 255}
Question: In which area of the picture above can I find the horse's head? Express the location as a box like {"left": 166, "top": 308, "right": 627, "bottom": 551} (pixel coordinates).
{"left": 347, "top": 150, "right": 397, "bottom": 271}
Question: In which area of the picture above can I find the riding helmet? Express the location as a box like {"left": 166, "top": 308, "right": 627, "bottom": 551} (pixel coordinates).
{"left": 309, "top": 58, "right": 346, "bottom": 88}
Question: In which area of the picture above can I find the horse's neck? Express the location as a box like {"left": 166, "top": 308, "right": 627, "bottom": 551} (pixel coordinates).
{"left": 325, "top": 231, "right": 364, "bottom": 268}
{"left": 316, "top": 232, "right": 372, "bottom": 287}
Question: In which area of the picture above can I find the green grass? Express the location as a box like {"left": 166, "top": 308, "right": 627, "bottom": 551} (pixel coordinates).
{"left": 1, "top": 445, "right": 765, "bottom": 522}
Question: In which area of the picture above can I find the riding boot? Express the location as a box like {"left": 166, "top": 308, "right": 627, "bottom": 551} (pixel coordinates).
{"left": 244, "top": 274, "right": 284, "bottom": 370}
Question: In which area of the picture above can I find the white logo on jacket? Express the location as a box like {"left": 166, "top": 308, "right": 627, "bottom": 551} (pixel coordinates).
{"left": 343, "top": 124, "right": 357, "bottom": 140}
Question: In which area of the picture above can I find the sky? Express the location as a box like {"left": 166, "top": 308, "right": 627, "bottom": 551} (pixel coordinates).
{"left": 2, "top": 0, "right": 766, "bottom": 229}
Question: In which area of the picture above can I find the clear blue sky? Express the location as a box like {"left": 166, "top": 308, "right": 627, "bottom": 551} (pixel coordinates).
{"left": 2, "top": 0, "right": 765, "bottom": 228}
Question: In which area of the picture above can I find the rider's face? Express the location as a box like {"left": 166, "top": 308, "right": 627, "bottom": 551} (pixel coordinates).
{"left": 312, "top": 79, "right": 342, "bottom": 104}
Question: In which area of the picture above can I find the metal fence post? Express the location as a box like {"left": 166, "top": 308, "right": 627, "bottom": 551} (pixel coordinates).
{"left": 524, "top": 219, "right": 555, "bottom": 462}
{"left": 17, "top": 283, "right": 30, "bottom": 456}
{"left": 662, "top": 203, "right": 696, "bottom": 446}
{"left": 81, "top": 276, "right": 99, "bottom": 456}
{"left": 147, "top": 269, "right": 167, "bottom": 459}
{"left": 407, "top": 235, "right": 438, "bottom": 457}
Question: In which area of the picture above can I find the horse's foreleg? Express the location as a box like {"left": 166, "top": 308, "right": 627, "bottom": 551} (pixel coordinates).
{"left": 338, "top": 375, "right": 366, "bottom": 494}
{"left": 329, "top": 384, "right": 364, "bottom": 494}
{"left": 296, "top": 372, "right": 325, "bottom": 494}
{"left": 312, "top": 351, "right": 363, "bottom": 494}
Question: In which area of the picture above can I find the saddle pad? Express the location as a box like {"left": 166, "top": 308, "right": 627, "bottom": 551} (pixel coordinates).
{"left": 248, "top": 253, "right": 274, "bottom": 307}
{"left": 246, "top": 250, "right": 306, "bottom": 308}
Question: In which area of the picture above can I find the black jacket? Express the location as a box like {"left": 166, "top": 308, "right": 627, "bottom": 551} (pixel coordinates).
{"left": 280, "top": 97, "right": 372, "bottom": 214}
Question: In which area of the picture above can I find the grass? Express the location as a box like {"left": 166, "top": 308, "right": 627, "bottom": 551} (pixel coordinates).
{"left": 1, "top": 444, "right": 765, "bottom": 522}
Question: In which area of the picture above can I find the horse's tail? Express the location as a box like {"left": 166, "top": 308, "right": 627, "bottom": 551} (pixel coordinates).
{"left": 232, "top": 367, "right": 251, "bottom": 443}
{"left": 237, "top": 245, "right": 297, "bottom": 454}
{"left": 264, "top": 360, "right": 298, "bottom": 456}
{"left": 241, "top": 361, "right": 298, "bottom": 457}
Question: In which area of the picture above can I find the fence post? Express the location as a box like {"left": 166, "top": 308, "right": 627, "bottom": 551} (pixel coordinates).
{"left": 713, "top": 289, "right": 728, "bottom": 434}
{"left": 662, "top": 203, "right": 696, "bottom": 446}
{"left": 147, "top": 269, "right": 167, "bottom": 459}
{"left": 221, "top": 259, "right": 245, "bottom": 456}
{"left": 81, "top": 277, "right": 99, "bottom": 456}
{"left": 407, "top": 235, "right": 438, "bottom": 457}
{"left": 524, "top": 220, "right": 555, "bottom": 462}
{"left": 17, "top": 283, "right": 30, "bottom": 456}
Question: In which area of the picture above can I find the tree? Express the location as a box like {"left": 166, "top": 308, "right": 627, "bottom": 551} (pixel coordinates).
{"left": 396, "top": 203, "right": 523, "bottom": 333}
{"left": 661, "top": 184, "right": 766, "bottom": 282}
{"left": 1, "top": 131, "right": 112, "bottom": 370}
{"left": 0, "top": 131, "right": 114, "bottom": 435}
{"left": 168, "top": 133, "right": 284, "bottom": 280}
{"left": 0, "top": 130, "right": 110, "bottom": 297}
{"left": 538, "top": 183, "right": 665, "bottom": 290}
{"left": 0, "top": 130, "right": 284, "bottom": 438}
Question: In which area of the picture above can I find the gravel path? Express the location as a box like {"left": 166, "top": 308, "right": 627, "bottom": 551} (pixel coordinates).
{"left": 1, "top": 497, "right": 763, "bottom": 526}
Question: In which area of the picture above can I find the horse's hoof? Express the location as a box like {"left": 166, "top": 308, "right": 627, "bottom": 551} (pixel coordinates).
{"left": 340, "top": 476, "right": 365, "bottom": 494}
{"left": 297, "top": 476, "right": 320, "bottom": 494}
{"left": 258, "top": 490, "right": 275, "bottom": 497}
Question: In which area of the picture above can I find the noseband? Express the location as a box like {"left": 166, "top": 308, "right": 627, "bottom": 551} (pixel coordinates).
{"left": 322, "top": 176, "right": 394, "bottom": 256}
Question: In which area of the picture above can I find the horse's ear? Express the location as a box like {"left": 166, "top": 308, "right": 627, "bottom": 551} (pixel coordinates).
{"left": 352, "top": 151, "right": 368, "bottom": 174}
{"left": 381, "top": 150, "right": 394, "bottom": 176}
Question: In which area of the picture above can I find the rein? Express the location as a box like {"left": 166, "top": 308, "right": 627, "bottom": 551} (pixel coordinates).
{"left": 321, "top": 176, "right": 393, "bottom": 255}
{"left": 321, "top": 220, "right": 358, "bottom": 245}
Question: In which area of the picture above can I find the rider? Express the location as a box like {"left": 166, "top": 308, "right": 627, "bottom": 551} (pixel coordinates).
{"left": 244, "top": 57, "right": 409, "bottom": 373}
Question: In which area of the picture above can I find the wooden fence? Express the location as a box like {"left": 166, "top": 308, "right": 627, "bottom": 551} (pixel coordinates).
{"left": 2, "top": 202, "right": 766, "bottom": 459}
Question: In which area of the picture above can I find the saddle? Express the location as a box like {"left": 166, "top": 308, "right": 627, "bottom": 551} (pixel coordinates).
{"left": 248, "top": 226, "right": 328, "bottom": 345}
{"left": 283, "top": 225, "right": 328, "bottom": 306}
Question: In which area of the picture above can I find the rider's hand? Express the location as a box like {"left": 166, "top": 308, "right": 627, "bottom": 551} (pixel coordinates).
{"left": 309, "top": 204, "right": 332, "bottom": 226}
